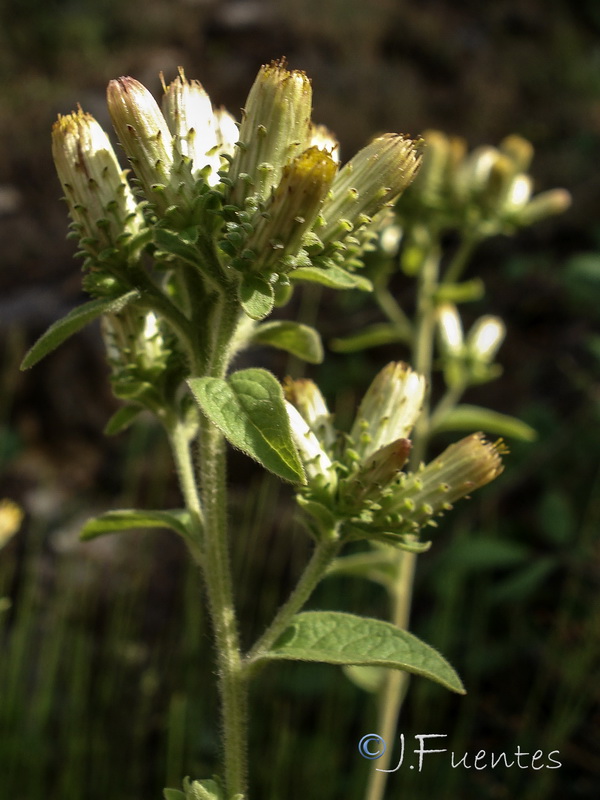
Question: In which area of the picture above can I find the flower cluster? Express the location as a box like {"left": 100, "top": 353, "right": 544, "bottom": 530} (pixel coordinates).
{"left": 52, "top": 60, "right": 421, "bottom": 320}
{"left": 395, "top": 129, "right": 571, "bottom": 239}
{"left": 285, "top": 363, "right": 504, "bottom": 550}
{"left": 436, "top": 303, "right": 506, "bottom": 388}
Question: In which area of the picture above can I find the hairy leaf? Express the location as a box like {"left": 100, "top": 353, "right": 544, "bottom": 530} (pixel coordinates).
{"left": 81, "top": 509, "right": 193, "bottom": 541}
{"left": 252, "top": 321, "right": 323, "bottom": 363}
{"left": 291, "top": 265, "right": 372, "bottom": 291}
{"left": 20, "top": 290, "right": 140, "bottom": 369}
{"left": 239, "top": 274, "right": 274, "bottom": 320}
{"left": 189, "top": 369, "right": 306, "bottom": 483}
{"left": 263, "top": 611, "right": 465, "bottom": 694}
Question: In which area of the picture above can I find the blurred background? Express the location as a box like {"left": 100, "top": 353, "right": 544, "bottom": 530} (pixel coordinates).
{"left": 1, "top": 0, "right": 599, "bottom": 798}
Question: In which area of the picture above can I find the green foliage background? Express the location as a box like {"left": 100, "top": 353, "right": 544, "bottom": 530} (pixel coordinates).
{"left": 1, "top": 1, "right": 599, "bottom": 798}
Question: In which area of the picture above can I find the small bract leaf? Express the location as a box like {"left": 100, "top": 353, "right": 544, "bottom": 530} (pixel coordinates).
{"left": 188, "top": 369, "right": 306, "bottom": 483}
{"left": 252, "top": 321, "right": 323, "bottom": 363}
{"left": 432, "top": 404, "right": 536, "bottom": 441}
{"left": 20, "top": 290, "right": 140, "bottom": 369}
{"left": 239, "top": 274, "right": 275, "bottom": 320}
{"left": 291, "top": 265, "right": 372, "bottom": 291}
{"left": 263, "top": 611, "right": 465, "bottom": 694}
{"left": 154, "top": 227, "right": 201, "bottom": 266}
{"left": 81, "top": 509, "right": 193, "bottom": 541}
{"left": 104, "top": 404, "right": 143, "bottom": 435}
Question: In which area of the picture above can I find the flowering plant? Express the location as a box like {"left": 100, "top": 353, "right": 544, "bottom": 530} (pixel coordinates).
{"left": 22, "top": 60, "right": 518, "bottom": 800}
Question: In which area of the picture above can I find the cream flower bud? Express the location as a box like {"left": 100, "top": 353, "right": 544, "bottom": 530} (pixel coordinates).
{"left": 228, "top": 60, "right": 313, "bottom": 206}
{"left": 102, "top": 309, "right": 170, "bottom": 378}
{"left": 437, "top": 303, "right": 464, "bottom": 356}
{"left": 284, "top": 377, "right": 336, "bottom": 449}
{"left": 499, "top": 134, "right": 534, "bottom": 172}
{"left": 214, "top": 108, "right": 239, "bottom": 155}
{"left": 518, "top": 188, "right": 572, "bottom": 226}
{"left": 309, "top": 123, "right": 340, "bottom": 164}
{"left": 467, "top": 315, "right": 505, "bottom": 363}
{"left": 385, "top": 433, "right": 504, "bottom": 530}
{"left": 350, "top": 362, "right": 426, "bottom": 461}
{"left": 107, "top": 77, "right": 176, "bottom": 212}
{"left": 486, "top": 156, "right": 532, "bottom": 215}
{"left": 317, "top": 134, "right": 420, "bottom": 246}
{"left": 162, "top": 69, "right": 221, "bottom": 183}
{"left": 411, "top": 129, "right": 456, "bottom": 207}
{"left": 244, "top": 146, "right": 337, "bottom": 273}
{"left": 52, "top": 109, "right": 144, "bottom": 254}
{"left": 285, "top": 402, "right": 337, "bottom": 489}
{"left": 455, "top": 145, "right": 498, "bottom": 199}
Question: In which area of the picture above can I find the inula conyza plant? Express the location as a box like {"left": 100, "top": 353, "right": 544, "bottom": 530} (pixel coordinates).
{"left": 329, "top": 128, "right": 569, "bottom": 800}
{"left": 21, "top": 59, "right": 568, "bottom": 800}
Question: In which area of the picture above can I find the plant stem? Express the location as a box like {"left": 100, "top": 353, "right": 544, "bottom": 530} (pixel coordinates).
{"left": 167, "top": 417, "right": 204, "bottom": 561}
{"left": 198, "top": 413, "right": 248, "bottom": 798}
{"left": 365, "top": 241, "right": 440, "bottom": 800}
{"left": 193, "top": 290, "right": 248, "bottom": 798}
{"left": 374, "top": 286, "right": 413, "bottom": 342}
{"left": 441, "top": 233, "right": 478, "bottom": 285}
{"left": 245, "top": 532, "right": 341, "bottom": 666}
{"left": 429, "top": 383, "right": 466, "bottom": 433}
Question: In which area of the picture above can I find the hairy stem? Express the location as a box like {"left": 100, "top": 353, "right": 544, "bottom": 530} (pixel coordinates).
{"left": 168, "top": 417, "right": 204, "bottom": 559}
{"left": 193, "top": 291, "right": 248, "bottom": 797}
{"left": 199, "top": 413, "right": 248, "bottom": 798}
{"left": 245, "top": 532, "right": 341, "bottom": 667}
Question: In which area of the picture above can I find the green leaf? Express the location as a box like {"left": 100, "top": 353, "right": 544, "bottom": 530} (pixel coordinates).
{"left": 164, "top": 790, "right": 186, "bottom": 800}
{"left": 329, "top": 323, "right": 408, "bottom": 353}
{"left": 432, "top": 404, "right": 537, "bottom": 442}
{"left": 291, "top": 265, "right": 372, "bottom": 291}
{"left": 104, "top": 404, "right": 143, "bottom": 436}
{"left": 188, "top": 369, "right": 306, "bottom": 484}
{"left": 251, "top": 321, "right": 323, "bottom": 363}
{"left": 263, "top": 611, "right": 465, "bottom": 694}
{"left": 435, "top": 278, "right": 485, "bottom": 304}
{"left": 239, "top": 274, "right": 274, "bottom": 320}
{"left": 81, "top": 509, "right": 193, "bottom": 541}
{"left": 20, "top": 290, "right": 140, "bottom": 369}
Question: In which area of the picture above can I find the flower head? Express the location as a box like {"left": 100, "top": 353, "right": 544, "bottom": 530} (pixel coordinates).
{"left": 350, "top": 363, "right": 425, "bottom": 460}
{"left": 227, "top": 59, "right": 313, "bottom": 208}
{"left": 107, "top": 77, "right": 178, "bottom": 213}
{"left": 317, "top": 134, "right": 421, "bottom": 249}
{"left": 161, "top": 68, "right": 238, "bottom": 186}
{"left": 52, "top": 108, "right": 145, "bottom": 258}
{"left": 285, "top": 363, "right": 505, "bottom": 549}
